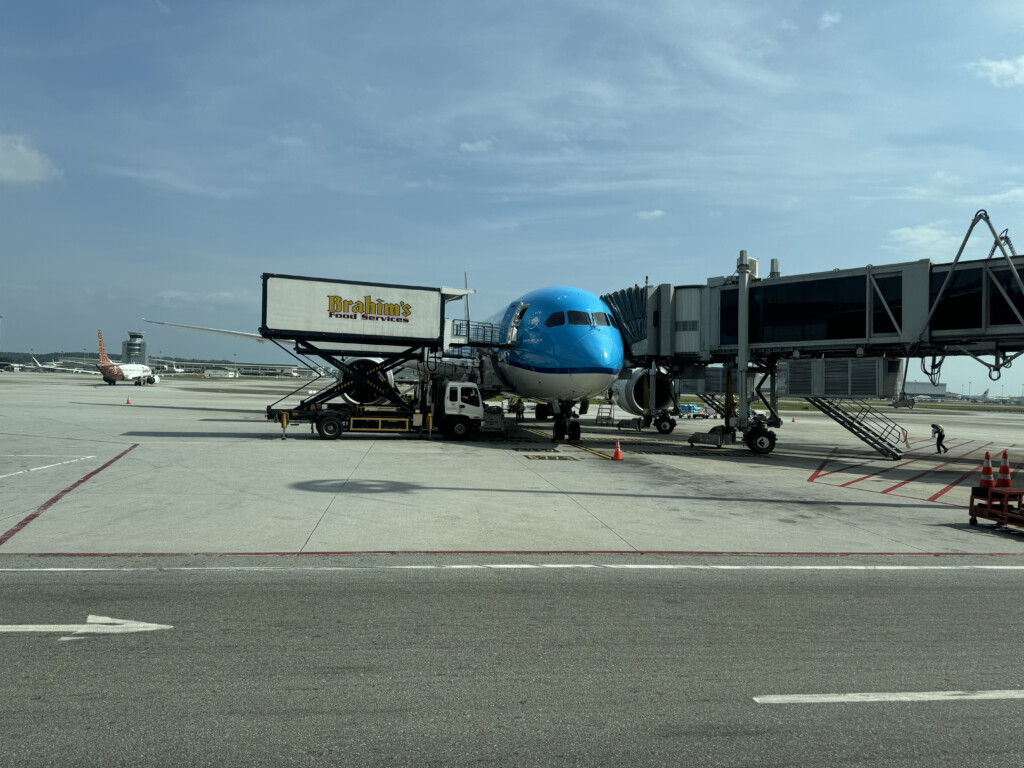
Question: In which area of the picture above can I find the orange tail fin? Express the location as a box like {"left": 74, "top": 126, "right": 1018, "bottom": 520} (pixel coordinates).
{"left": 97, "top": 330, "right": 113, "bottom": 366}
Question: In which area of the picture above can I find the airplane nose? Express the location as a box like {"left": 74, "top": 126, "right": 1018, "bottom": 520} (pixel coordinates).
{"left": 568, "top": 331, "right": 619, "bottom": 388}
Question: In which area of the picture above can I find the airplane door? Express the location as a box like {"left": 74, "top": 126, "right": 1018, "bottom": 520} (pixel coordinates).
{"left": 505, "top": 302, "right": 529, "bottom": 345}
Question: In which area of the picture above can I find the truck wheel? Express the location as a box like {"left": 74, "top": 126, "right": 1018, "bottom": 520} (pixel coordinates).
{"left": 655, "top": 417, "right": 676, "bottom": 435}
{"left": 447, "top": 417, "right": 470, "bottom": 440}
{"left": 317, "top": 416, "right": 342, "bottom": 440}
{"left": 747, "top": 429, "right": 776, "bottom": 454}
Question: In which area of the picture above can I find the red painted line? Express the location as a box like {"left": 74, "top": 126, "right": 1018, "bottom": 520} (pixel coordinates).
{"left": 839, "top": 457, "right": 921, "bottom": 488}
{"left": 808, "top": 448, "right": 838, "bottom": 482}
{"left": 884, "top": 442, "right": 1007, "bottom": 496}
{"left": 0, "top": 445, "right": 139, "bottom": 547}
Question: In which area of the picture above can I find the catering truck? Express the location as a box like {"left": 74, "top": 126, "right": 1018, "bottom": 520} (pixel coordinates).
{"left": 259, "top": 273, "right": 505, "bottom": 440}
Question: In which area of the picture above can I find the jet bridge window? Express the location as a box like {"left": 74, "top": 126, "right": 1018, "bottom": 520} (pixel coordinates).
{"left": 545, "top": 312, "right": 565, "bottom": 327}
{"left": 871, "top": 275, "right": 902, "bottom": 335}
{"left": 567, "top": 310, "right": 592, "bottom": 326}
{"left": 592, "top": 312, "right": 611, "bottom": 326}
{"left": 930, "top": 267, "right": 982, "bottom": 331}
{"left": 989, "top": 267, "right": 1024, "bottom": 326}
{"left": 748, "top": 275, "right": 867, "bottom": 343}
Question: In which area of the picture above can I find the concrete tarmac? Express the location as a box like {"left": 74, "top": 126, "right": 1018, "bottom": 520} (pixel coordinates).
{"left": 2, "top": 372, "right": 1023, "bottom": 556}
{"left": 5, "top": 372, "right": 1024, "bottom": 767}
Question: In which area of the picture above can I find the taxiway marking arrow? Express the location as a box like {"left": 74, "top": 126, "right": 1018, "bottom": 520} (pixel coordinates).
{"left": 0, "top": 614, "right": 173, "bottom": 641}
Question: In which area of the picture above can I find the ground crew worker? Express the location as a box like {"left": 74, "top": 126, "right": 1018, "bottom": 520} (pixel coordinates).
{"left": 931, "top": 423, "right": 948, "bottom": 454}
{"left": 514, "top": 398, "right": 525, "bottom": 422}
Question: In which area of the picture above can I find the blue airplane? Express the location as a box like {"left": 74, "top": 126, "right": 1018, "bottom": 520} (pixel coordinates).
{"left": 490, "top": 286, "right": 624, "bottom": 441}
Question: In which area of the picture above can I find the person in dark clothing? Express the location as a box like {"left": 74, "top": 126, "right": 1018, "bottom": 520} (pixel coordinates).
{"left": 932, "top": 423, "right": 948, "bottom": 454}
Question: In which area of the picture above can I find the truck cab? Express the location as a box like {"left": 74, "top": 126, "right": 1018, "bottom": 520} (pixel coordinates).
{"left": 439, "top": 381, "right": 486, "bottom": 439}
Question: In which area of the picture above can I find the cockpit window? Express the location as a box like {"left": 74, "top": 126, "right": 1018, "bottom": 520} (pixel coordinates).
{"left": 545, "top": 312, "right": 565, "bottom": 327}
{"left": 567, "top": 310, "right": 591, "bottom": 326}
{"left": 593, "top": 312, "right": 611, "bottom": 326}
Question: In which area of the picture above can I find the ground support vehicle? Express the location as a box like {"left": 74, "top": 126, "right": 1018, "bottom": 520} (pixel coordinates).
{"left": 269, "top": 377, "right": 503, "bottom": 440}
{"left": 968, "top": 486, "right": 1024, "bottom": 529}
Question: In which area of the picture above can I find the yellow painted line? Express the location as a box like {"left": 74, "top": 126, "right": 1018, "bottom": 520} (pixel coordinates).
{"left": 574, "top": 444, "right": 615, "bottom": 460}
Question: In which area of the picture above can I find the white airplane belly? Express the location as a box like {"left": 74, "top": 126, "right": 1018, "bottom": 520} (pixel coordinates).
{"left": 498, "top": 362, "right": 616, "bottom": 402}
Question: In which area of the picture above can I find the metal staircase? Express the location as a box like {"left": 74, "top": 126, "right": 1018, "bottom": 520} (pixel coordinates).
{"left": 594, "top": 403, "right": 616, "bottom": 426}
{"left": 697, "top": 393, "right": 727, "bottom": 418}
{"left": 805, "top": 397, "right": 907, "bottom": 459}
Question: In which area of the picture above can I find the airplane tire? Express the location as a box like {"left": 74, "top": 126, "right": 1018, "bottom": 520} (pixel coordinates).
{"left": 553, "top": 421, "right": 567, "bottom": 441}
{"left": 535, "top": 403, "right": 551, "bottom": 421}
{"left": 568, "top": 421, "right": 581, "bottom": 441}
{"left": 655, "top": 417, "right": 676, "bottom": 435}
{"left": 317, "top": 416, "right": 342, "bottom": 440}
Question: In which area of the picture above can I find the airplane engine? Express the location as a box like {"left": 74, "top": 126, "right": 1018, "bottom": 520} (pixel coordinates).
{"left": 335, "top": 358, "right": 395, "bottom": 405}
{"left": 610, "top": 368, "right": 675, "bottom": 416}
{"left": 149, "top": 375, "right": 160, "bottom": 384}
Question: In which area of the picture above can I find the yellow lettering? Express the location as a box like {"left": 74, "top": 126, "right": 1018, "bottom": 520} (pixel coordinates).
{"left": 401, "top": 302, "right": 412, "bottom": 317}
{"left": 328, "top": 295, "right": 343, "bottom": 312}
{"left": 352, "top": 301, "right": 364, "bottom": 313}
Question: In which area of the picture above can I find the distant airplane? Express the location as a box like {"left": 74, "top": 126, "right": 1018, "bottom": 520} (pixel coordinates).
{"left": 96, "top": 330, "right": 159, "bottom": 385}
{"left": 148, "top": 284, "right": 625, "bottom": 441}
{"left": 30, "top": 357, "right": 98, "bottom": 375}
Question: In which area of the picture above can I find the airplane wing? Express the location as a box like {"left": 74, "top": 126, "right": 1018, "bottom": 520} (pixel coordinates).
{"left": 144, "top": 319, "right": 274, "bottom": 342}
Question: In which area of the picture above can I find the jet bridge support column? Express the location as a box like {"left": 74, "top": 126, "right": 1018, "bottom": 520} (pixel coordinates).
{"left": 735, "top": 251, "right": 751, "bottom": 432}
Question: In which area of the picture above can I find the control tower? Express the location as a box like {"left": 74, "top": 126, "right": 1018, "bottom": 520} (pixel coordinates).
{"left": 122, "top": 330, "right": 148, "bottom": 364}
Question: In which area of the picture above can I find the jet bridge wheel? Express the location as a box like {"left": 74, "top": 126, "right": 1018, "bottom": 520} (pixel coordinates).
{"left": 745, "top": 428, "right": 777, "bottom": 455}
{"left": 317, "top": 415, "right": 343, "bottom": 440}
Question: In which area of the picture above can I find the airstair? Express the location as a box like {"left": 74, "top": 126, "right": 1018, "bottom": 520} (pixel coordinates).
{"left": 594, "top": 403, "right": 616, "bottom": 426}
{"left": 804, "top": 397, "right": 907, "bottom": 460}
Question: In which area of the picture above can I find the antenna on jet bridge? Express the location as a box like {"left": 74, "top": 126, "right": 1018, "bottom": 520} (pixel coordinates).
{"left": 464, "top": 272, "right": 471, "bottom": 326}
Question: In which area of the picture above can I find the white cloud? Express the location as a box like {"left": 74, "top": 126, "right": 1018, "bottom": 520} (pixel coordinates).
{"left": 819, "top": 12, "right": 842, "bottom": 30}
{"left": 270, "top": 134, "right": 306, "bottom": 148}
{"left": 974, "top": 187, "right": 1024, "bottom": 205}
{"left": 635, "top": 209, "right": 665, "bottom": 221}
{"left": 968, "top": 55, "right": 1024, "bottom": 86}
{"left": 459, "top": 139, "right": 494, "bottom": 154}
{"left": 0, "top": 133, "right": 61, "bottom": 184}
{"left": 885, "top": 223, "right": 963, "bottom": 259}
{"left": 105, "top": 166, "right": 251, "bottom": 199}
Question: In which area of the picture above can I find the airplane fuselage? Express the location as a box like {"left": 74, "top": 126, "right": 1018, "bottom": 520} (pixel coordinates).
{"left": 495, "top": 286, "right": 624, "bottom": 403}
{"left": 98, "top": 362, "right": 155, "bottom": 384}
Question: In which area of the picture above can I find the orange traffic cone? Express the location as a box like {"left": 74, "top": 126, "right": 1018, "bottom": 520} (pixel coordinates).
{"left": 612, "top": 440, "right": 623, "bottom": 461}
{"left": 791, "top": 417, "right": 796, "bottom": 422}
{"left": 996, "top": 450, "right": 1012, "bottom": 487}
{"left": 980, "top": 451, "right": 995, "bottom": 488}
{"left": 126, "top": 397, "right": 131, "bottom": 405}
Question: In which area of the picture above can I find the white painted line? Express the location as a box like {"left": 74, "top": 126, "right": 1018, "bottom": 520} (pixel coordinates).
{"left": 0, "top": 614, "right": 173, "bottom": 641}
{"left": 5, "top": 564, "right": 1024, "bottom": 573}
{"left": 755, "top": 690, "right": 1024, "bottom": 704}
{"left": 0, "top": 456, "right": 97, "bottom": 480}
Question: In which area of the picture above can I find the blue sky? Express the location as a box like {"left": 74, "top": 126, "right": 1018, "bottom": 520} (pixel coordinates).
{"left": 3, "top": 1, "right": 1024, "bottom": 393}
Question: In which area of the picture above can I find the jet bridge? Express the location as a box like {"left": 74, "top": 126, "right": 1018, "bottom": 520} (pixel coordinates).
{"left": 604, "top": 210, "right": 1024, "bottom": 457}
